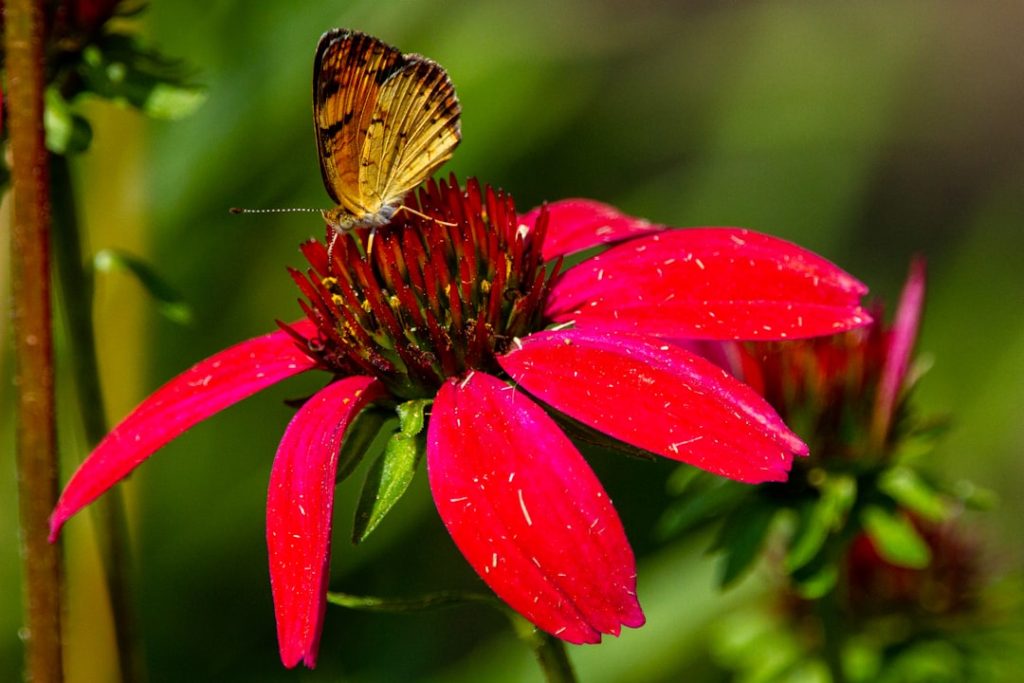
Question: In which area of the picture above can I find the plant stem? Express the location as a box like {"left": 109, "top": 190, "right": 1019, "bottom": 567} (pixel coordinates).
{"left": 817, "top": 586, "right": 848, "bottom": 683}
{"left": 48, "top": 157, "right": 109, "bottom": 460}
{"left": 50, "top": 156, "right": 146, "bottom": 683}
{"left": 329, "top": 591, "right": 577, "bottom": 681}
{"left": 6, "top": 0, "right": 65, "bottom": 680}
{"left": 510, "top": 616, "right": 578, "bottom": 683}
{"left": 327, "top": 589, "right": 497, "bottom": 612}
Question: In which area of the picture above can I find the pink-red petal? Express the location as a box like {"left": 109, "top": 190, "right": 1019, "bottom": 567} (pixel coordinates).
{"left": 519, "top": 199, "right": 665, "bottom": 261}
{"left": 49, "top": 321, "right": 319, "bottom": 541}
{"left": 427, "top": 372, "right": 644, "bottom": 644}
{"left": 871, "top": 257, "right": 926, "bottom": 443}
{"left": 546, "top": 228, "right": 871, "bottom": 340}
{"left": 499, "top": 329, "right": 808, "bottom": 483}
{"left": 267, "top": 376, "right": 387, "bottom": 669}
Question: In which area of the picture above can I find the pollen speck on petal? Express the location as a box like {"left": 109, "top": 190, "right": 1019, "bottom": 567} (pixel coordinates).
{"left": 499, "top": 328, "right": 807, "bottom": 483}
{"left": 267, "top": 375, "right": 388, "bottom": 669}
{"left": 546, "top": 228, "right": 871, "bottom": 341}
{"left": 427, "top": 372, "right": 644, "bottom": 644}
{"left": 49, "top": 321, "right": 319, "bottom": 541}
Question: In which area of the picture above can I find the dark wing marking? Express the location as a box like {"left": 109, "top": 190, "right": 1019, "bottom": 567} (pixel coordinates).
{"left": 360, "top": 55, "right": 461, "bottom": 208}
{"left": 313, "top": 29, "right": 403, "bottom": 212}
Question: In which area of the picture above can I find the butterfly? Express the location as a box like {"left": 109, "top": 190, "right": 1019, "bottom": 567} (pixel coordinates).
{"left": 313, "top": 29, "right": 462, "bottom": 231}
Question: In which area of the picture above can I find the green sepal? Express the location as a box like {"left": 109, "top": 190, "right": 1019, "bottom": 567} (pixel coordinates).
{"left": 549, "top": 409, "right": 659, "bottom": 462}
{"left": 890, "top": 413, "right": 951, "bottom": 465}
{"left": 861, "top": 505, "right": 931, "bottom": 569}
{"left": 786, "top": 473, "right": 857, "bottom": 572}
{"left": 396, "top": 398, "right": 431, "bottom": 436}
{"left": 712, "top": 497, "right": 778, "bottom": 588}
{"left": 656, "top": 472, "right": 745, "bottom": 540}
{"left": 92, "top": 248, "right": 192, "bottom": 324}
{"left": 878, "top": 466, "right": 949, "bottom": 522}
{"left": 950, "top": 479, "right": 998, "bottom": 511}
{"left": 351, "top": 400, "right": 430, "bottom": 544}
{"left": 665, "top": 465, "right": 703, "bottom": 496}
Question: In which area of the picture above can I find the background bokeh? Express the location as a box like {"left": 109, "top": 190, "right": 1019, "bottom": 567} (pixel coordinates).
{"left": 2, "top": 0, "right": 1023, "bottom": 680}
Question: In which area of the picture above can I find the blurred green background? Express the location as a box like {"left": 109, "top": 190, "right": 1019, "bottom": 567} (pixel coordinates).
{"left": 3, "top": 0, "right": 1023, "bottom": 680}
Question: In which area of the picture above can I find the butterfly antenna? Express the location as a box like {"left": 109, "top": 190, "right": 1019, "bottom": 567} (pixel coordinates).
{"left": 228, "top": 207, "right": 324, "bottom": 215}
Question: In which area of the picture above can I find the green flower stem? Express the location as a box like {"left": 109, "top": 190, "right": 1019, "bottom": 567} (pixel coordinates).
{"left": 49, "top": 157, "right": 108, "bottom": 450}
{"left": 5, "top": 0, "right": 65, "bottom": 680}
{"left": 327, "top": 591, "right": 577, "bottom": 682}
{"left": 327, "top": 589, "right": 498, "bottom": 612}
{"left": 50, "top": 156, "right": 146, "bottom": 683}
{"left": 817, "top": 586, "right": 848, "bottom": 683}
{"left": 509, "top": 616, "right": 578, "bottom": 683}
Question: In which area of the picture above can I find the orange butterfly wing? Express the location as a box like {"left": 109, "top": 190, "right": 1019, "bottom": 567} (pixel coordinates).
{"left": 313, "top": 30, "right": 461, "bottom": 224}
{"left": 360, "top": 56, "right": 461, "bottom": 210}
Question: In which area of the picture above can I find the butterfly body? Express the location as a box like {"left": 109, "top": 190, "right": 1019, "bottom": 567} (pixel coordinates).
{"left": 314, "top": 29, "right": 462, "bottom": 231}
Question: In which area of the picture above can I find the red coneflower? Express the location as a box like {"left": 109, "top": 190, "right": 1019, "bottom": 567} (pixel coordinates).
{"left": 50, "top": 176, "right": 871, "bottom": 668}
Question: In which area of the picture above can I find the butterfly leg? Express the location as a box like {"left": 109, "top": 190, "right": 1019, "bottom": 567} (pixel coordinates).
{"left": 366, "top": 226, "right": 378, "bottom": 260}
{"left": 327, "top": 229, "right": 341, "bottom": 271}
{"left": 394, "top": 204, "right": 457, "bottom": 227}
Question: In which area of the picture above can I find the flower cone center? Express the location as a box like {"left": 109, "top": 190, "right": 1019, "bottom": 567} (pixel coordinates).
{"left": 291, "top": 177, "right": 559, "bottom": 399}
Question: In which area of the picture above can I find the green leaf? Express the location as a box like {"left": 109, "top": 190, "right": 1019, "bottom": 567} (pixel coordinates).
{"left": 844, "top": 636, "right": 882, "bottom": 682}
{"left": 780, "top": 659, "right": 832, "bottom": 683}
{"left": 142, "top": 82, "right": 207, "bottom": 120}
{"left": 713, "top": 498, "right": 778, "bottom": 588}
{"left": 78, "top": 34, "right": 206, "bottom": 120}
{"left": 711, "top": 608, "right": 804, "bottom": 682}
{"left": 336, "top": 410, "right": 396, "bottom": 483}
{"left": 786, "top": 474, "right": 856, "bottom": 571}
{"left": 352, "top": 405, "right": 426, "bottom": 543}
{"left": 861, "top": 505, "right": 931, "bottom": 569}
{"left": 44, "top": 88, "right": 93, "bottom": 154}
{"left": 878, "top": 466, "right": 949, "bottom": 522}
{"left": 792, "top": 563, "right": 838, "bottom": 599}
{"left": 885, "top": 640, "right": 967, "bottom": 683}
{"left": 788, "top": 522, "right": 844, "bottom": 598}
{"left": 92, "top": 248, "right": 192, "bottom": 323}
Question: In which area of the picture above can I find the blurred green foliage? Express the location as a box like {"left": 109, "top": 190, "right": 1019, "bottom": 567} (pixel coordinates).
{"left": 2, "top": 0, "right": 1023, "bottom": 680}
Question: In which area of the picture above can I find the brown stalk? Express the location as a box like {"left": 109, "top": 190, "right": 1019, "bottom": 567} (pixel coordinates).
{"left": 6, "top": 0, "right": 66, "bottom": 680}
